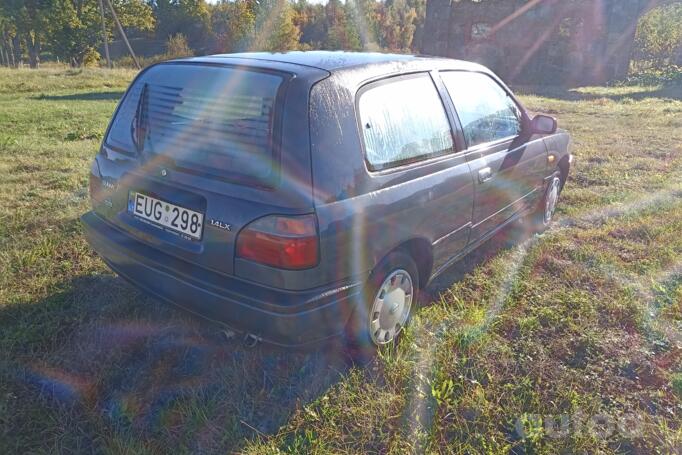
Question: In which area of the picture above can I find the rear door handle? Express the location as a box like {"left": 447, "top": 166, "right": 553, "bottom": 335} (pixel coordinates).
{"left": 478, "top": 167, "right": 493, "bottom": 183}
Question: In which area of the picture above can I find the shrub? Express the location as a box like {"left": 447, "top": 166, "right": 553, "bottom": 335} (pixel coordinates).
{"left": 82, "top": 48, "right": 101, "bottom": 68}
{"left": 623, "top": 63, "right": 682, "bottom": 86}
{"left": 165, "top": 34, "right": 193, "bottom": 59}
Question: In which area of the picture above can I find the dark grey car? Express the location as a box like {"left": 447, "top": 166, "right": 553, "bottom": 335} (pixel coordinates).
{"left": 82, "top": 51, "right": 572, "bottom": 348}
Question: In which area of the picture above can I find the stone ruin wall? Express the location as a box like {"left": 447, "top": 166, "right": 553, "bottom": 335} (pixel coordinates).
{"left": 421, "top": 0, "right": 657, "bottom": 85}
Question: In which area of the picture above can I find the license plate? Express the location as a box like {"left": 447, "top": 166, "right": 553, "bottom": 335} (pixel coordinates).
{"left": 128, "top": 192, "right": 204, "bottom": 240}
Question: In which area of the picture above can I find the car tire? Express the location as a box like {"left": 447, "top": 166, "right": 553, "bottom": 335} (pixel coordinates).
{"left": 532, "top": 171, "right": 562, "bottom": 233}
{"left": 344, "top": 250, "right": 419, "bottom": 358}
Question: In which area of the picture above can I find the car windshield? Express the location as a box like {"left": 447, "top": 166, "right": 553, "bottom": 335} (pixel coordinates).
{"left": 106, "top": 64, "right": 283, "bottom": 182}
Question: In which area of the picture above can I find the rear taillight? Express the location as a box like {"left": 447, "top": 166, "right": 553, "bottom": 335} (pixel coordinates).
{"left": 236, "top": 214, "right": 319, "bottom": 270}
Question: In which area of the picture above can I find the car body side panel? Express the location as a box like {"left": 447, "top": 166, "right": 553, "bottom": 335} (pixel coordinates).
{"left": 309, "top": 73, "right": 475, "bottom": 281}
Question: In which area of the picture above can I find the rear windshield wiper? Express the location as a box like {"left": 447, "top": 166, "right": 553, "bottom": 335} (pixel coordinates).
{"left": 133, "top": 83, "right": 149, "bottom": 154}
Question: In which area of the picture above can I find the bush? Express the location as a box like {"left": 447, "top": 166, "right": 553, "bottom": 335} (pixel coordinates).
{"left": 82, "top": 48, "right": 101, "bottom": 68}
{"left": 624, "top": 63, "right": 682, "bottom": 86}
{"left": 165, "top": 34, "right": 193, "bottom": 59}
{"left": 628, "top": 3, "right": 682, "bottom": 86}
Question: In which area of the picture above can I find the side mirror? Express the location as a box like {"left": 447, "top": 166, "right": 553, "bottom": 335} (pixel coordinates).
{"left": 530, "top": 114, "right": 557, "bottom": 135}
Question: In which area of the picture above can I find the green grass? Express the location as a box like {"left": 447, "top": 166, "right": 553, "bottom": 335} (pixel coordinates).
{"left": 1, "top": 67, "right": 681, "bottom": 454}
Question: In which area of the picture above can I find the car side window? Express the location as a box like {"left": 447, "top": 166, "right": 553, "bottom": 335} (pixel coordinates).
{"left": 440, "top": 71, "right": 522, "bottom": 148}
{"left": 358, "top": 74, "right": 454, "bottom": 171}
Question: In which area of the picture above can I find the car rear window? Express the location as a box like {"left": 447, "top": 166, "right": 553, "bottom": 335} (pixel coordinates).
{"left": 105, "top": 63, "right": 284, "bottom": 182}
{"left": 357, "top": 73, "right": 454, "bottom": 171}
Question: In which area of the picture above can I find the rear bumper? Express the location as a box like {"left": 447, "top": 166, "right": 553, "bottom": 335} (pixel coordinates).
{"left": 81, "top": 211, "right": 363, "bottom": 347}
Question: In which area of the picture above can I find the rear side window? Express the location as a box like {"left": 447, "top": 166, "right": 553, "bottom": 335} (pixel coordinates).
{"left": 358, "top": 74, "right": 454, "bottom": 171}
{"left": 106, "top": 64, "right": 284, "bottom": 182}
{"left": 440, "top": 71, "right": 522, "bottom": 148}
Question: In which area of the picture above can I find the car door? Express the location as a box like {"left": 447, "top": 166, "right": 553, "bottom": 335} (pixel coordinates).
{"left": 351, "top": 72, "right": 475, "bottom": 274}
{"left": 439, "top": 71, "right": 548, "bottom": 240}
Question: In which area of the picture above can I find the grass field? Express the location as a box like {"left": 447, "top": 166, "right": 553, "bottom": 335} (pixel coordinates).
{"left": 0, "top": 67, "right": 680, "bottom": 454}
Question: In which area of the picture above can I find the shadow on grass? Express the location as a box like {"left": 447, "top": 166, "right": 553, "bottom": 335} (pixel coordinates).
{"left": 0, "top": 220, "right": 534, "bottom": 452}
{"left": 34, "top": 91, "right": 125, "bottom": 101}
{"left": 516, "top": 84, "right": 682, "bottom": 102}
{"left": 0, "top": 274, "right": 355, "bottom": 453}
{"left": 426, "top": 218, "right": 534, "bottom": 298}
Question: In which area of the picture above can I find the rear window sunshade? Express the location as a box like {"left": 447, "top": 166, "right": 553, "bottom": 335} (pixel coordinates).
{"left": 105, "top": 63, "right": 285, "bottom": 183}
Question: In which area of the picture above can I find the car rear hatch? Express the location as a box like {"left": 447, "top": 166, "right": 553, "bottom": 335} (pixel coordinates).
{"left": 90, "top": 59, "right": 329, "bottom": 278}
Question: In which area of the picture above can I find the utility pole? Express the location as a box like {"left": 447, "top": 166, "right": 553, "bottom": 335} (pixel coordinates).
{"left": 104, "top": 0, "right": 140, "bottom": 69}
{"left": 98, "top": 0, "right": 112, "bottom": 68}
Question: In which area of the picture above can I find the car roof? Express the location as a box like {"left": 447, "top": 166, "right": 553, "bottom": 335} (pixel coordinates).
{"left": 185, "top": 51, "right": 485, "bottom": 73}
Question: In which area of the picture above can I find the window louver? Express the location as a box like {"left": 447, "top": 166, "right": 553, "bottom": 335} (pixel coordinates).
{"left": 105, "top": 64, "right": 283, "bottom": 182}
{"left": 144, "top": 83, "right": 276, "bottom": 179}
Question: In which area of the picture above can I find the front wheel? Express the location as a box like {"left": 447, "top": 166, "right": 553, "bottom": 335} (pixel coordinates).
{"left": 345, "top": 250, "right": 419, "bottom": 353}
{"left": 532, "top": 173, "right": 562, "bottom": 232}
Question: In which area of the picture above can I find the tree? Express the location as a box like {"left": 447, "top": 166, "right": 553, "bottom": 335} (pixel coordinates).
{"left": 324, "top": 0, "right": 362, "bottom": 50}
{"left": 0, "top": 5, "right": 15, "bottom": 66}
{"left": 152, "top": 0, "right": 212, "bottom": 51}
{"left": 293, "top": 0, "right": 325, "bottom": 48}
{"left": 252, "top": 0, "right": 300, "bottom": 52}
{"left": 293, "top": 0, "right": 363, "bottom": 51}
{"left": 46, "top": 0, "right": 153, "bottom": 66}
{"left": 210, "top": 0, "right": 256, "bottom": 53}
{"left": 350, "top": 0, "right": 382, "bottom": 50}
{"left": 1, "top": 0, "right": 54, "bottom": 67}
{"left": 377, "top": 0, "right": 417, "bottom": 52}
{"left": 634, "top": 3, "right": 682, "bottom": 67}
{"left": 405, "top": 0, "right": 425, "bottom": 51}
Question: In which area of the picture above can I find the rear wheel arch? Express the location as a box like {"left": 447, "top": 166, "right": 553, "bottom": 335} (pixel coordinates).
{"left": 374, "top": 238, "right": 432, "bottom": 290}
{"left": 346, "top": 248, "right": 421, "bottom": 353}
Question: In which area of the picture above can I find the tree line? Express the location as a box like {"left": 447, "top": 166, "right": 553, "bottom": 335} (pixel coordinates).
{"left": 0, "top": 0, "right": 425, "bottom": 68}
{"left": 0, "top": 0, "right": 679, "bottom": 77}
